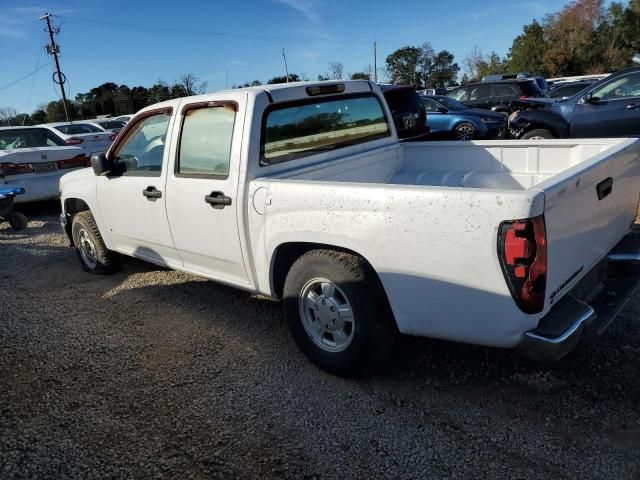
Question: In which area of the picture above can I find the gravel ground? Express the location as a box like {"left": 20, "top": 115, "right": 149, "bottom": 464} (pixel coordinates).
{"left": 1, "top": 202, "right": 639, "bottom": 479}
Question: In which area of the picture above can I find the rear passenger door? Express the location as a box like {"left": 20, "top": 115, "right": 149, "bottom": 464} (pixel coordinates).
{"left": 492, "top": 84, "right": 518, "bottom": 111}
{"left": 465, "top": 84, "right": 492, "bottom": 110}
{"left": 164, "top": 93, "right": 249, "bottom": 285}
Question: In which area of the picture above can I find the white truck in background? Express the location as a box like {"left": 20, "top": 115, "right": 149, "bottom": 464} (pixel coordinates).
{"left": 59, "top": 80, "right": 640, "bottom": 375}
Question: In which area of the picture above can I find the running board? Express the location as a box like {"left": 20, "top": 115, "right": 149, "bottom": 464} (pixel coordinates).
{"left": 607, "top": 231, "right": 640, "bottom": 262}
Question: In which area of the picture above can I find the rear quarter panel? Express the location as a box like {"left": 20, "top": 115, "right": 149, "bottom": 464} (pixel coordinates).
{"left": 249, "top": 179, "right": 546, "bottom": 348}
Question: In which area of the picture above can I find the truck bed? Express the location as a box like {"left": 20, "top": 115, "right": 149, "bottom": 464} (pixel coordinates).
{"left": 253, "top": 137, "right": 640, "bottom": 348}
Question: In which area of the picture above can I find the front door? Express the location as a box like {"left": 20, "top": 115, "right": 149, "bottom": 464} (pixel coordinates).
{"left": 571, "top": 71, "right": 640, "bottom": 138}
{"left": 164, "top": 94, "right": 249, "bottom": 285}
{"left": 96, "top": 108, "right": 182, "bottom": 267}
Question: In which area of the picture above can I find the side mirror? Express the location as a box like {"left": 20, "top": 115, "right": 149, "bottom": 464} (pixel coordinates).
{"left": 91, "top": 152, "right": 111, "bottom": 176}
{"left": 436, "top": 107, "right": 448, "bottom": 113}
{"left": 582, "top": 92, "right": 599, "bottom": 104}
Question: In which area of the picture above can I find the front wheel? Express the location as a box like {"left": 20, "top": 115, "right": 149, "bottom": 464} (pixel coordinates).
{"left": 71, "top": 211, "right": 122, "bottom": 274}
{"left": 454, "top": 122, "right": 476, "bottom": 140}
{"left": 7, "top": 212, "right": 28, "bottom": 230}
{"left": 283, "top": 250, "right": 397, "bottom": 376}
{"left": 521, "top": 128, "right": 554, "bottom": 140}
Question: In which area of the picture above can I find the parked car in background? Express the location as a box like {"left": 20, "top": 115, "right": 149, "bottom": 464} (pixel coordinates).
{"left": 446, "top": 79, "right": 544, "bottom": 114}
{"left": 59, "top": 80, "right": 640, "bottom": 375}
{"left": 90, "top": 118, "right": 126, "bottom": 133}
{"left": 0, "top": 126, "right": 88, "bottom": 203}
{"left": 483, "top": 73, "right": 548, "bottom": 96}
{"left": 509, "top": 64, "right": 640, "bottom": 139}
{"left": 41, "top": 122, "right": 117, "bottom": 154}
{"left": 420, "top": 95, "right": 506, "bottom": 140}
{"left": 379, "top": 85, "right": 429, "bottom": 140}
{"left": 546, "top": 80, "right": 597, "bottom": 100}
{"left": 113, "top": 114, "right": 134, "bottom": 124}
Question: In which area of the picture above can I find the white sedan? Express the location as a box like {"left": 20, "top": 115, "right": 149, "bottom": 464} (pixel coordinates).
{"left": 0, "top": 126, "right": 88, "bottom": 203}
{"left": 40, "top": 122, "right": 116, "bottom": 155}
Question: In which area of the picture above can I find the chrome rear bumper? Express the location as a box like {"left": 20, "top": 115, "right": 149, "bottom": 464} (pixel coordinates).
{"left": 518, "top": 231, "right": 640, "bottom": 362}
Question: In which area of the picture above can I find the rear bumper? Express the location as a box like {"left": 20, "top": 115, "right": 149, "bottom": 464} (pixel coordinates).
{"left": 5, "top": 175, "right": 61, "bottom": 203}
{"left": 517, "top": 232, "right": 640, "bottom": 361}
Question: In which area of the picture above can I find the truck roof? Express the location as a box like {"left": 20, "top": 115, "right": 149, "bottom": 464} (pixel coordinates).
{"left": 137, "top": 80, "right": 376, "bottom": 114}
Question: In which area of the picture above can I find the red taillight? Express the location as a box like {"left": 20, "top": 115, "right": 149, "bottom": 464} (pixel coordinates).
{"left": 108, "top": 133, "right": 117, "bottom": 141}
{"left": 0, "top": 162, "right": 35, "bottom": 176}
{"left": 519, "top": 95, "right": 531, "bottom": 100}
{"left": 57, "top": 154, "right": 90, "bottom": 170}
{"left": 65, "top": 137, "right": 84, "bottom": 145}
{"left": 498, "top": 215, "right": 547, "bottom": 314}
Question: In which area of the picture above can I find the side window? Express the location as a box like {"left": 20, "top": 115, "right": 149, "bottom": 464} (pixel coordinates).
{"left": 449, "top": 88, "right": 468, "bottom": 102}
{"left": 111, "top": 112, "right": 171, "bottom": 175}
{"left": 591, "top": 72, "right": 640, "bottom": 101}
{"left": 469, "top": 84, "right": 492, "bottom": 100}
{"left": 494, "top": 85, "right": 516, "bottom": 97}
{"left": 177, "top": 104, "right": 236, "bottom": 178}
{"left": 422, "top": 99, "right": 438, "bottom": 112}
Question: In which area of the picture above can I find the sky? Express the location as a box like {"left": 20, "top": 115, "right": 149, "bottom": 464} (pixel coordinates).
{"left": 0, "top": 0, "right": 598, "bottom": 113}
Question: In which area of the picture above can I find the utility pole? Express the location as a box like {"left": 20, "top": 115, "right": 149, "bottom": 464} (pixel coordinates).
{"left": 282, "top": 47, "right": 290, "bottom": 82}
{"left": 40, "top": 12, "right": 70, "bottom": 122}
{"left": 373, "top": 39, "right": 378, "bottom": 83}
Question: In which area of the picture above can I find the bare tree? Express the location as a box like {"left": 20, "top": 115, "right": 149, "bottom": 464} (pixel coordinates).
{"left": 0, "top": 107, "right": 17, "bottom": 126}
{"left": 179, "top": 73, "right": 208, "bottom": 96}
{"left": 329, "top": 62, "right": 344, "bottom": 80}
{"left": 463, "top": 46, "right": 485, "bottom": 81}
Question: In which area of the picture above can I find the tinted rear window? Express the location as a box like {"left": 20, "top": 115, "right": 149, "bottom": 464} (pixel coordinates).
{"left": 56, "top": 124, "right": 103, "bottom": 134}
{"left": 261, "top": 93, "right": 390, "bottom": 165}
{"left": 519, "top": 80, "right": 543, "bottom": 96}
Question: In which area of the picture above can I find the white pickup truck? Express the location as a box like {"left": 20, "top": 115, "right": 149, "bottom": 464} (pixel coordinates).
{"left": 59, "top": 80, "right": 640, "bottom": 375}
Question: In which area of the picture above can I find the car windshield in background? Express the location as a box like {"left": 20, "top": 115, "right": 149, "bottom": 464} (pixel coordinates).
{"left": 261, "top": 93, "right": 390, "bottom": 165}
{"left": 435, "top": 97, "right": 466, "bottom": 111}
{"left": 98, "top": 121, "right": 126, "bottom": 130}
{"left": 55, "top": 123, "right": 103, "bottom": 135}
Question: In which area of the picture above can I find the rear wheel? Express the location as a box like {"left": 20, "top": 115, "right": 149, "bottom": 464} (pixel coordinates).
{"left": 71, "top": 211, "right": 122, "bottom": 274}
{"left": 7, "top": 212, "right": 27, "bottom": 230}
{"left": 454, "top": 122, "right": 476, "bottom": 140}
{"left": 521, "top": 128, "right": 554, "bottom": 140}
{"left": 283, "top": 250, "right": 397, "bottom": 376}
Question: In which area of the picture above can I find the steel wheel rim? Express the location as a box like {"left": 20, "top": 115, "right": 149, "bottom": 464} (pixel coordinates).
{"left": 77, "top": 228, "right": 98, "bottom": 269}
{"left": 456, "top": 124, "right": 474, "bottom": 140}
{"left": 299, "top": 278, "right": 355, "bottom": 353}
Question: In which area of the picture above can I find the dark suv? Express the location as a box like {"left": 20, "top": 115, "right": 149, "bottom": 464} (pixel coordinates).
{"left": 445, "top": 79, "right": 544, "bottom": 114}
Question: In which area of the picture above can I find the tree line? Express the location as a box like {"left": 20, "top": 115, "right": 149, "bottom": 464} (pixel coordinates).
{"left": 1, "top": 0, "right": 638, "bottom": 126}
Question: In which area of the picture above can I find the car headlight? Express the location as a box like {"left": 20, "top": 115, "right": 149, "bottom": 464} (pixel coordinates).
{"left": 480, "top": 117, "right": 501, "bottom": 124}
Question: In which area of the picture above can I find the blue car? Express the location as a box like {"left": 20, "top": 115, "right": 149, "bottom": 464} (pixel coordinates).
{"left": 420, "top": 95, "right": 507, "bottom": 140}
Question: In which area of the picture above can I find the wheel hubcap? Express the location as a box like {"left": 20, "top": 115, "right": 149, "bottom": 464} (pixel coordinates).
{"left": 528, "top": 136, "right": 545, "bottom": 140}
{"left": 299, "top": 278, "right": 355, "bottom": 353}
{"left": 77, "top": 228, "right": 98, "bottom": 269}
{"left": 456, "top": 125, "right": 474, "bottom": 140}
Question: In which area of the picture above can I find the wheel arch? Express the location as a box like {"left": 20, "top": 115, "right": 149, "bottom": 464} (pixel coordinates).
{"left": 270, "top": 242, "right": 384, "bottom": 300}
{"left": 521, "top": 123, "right": 559, "bottom": 138}
{"left": 63, "top": 197, "right": 91, "bottom": 245}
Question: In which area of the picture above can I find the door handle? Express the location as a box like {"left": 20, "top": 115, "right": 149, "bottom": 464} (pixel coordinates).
{"left": 142, "top": 186, "right": 162, "bottom": 199}
{"left": 205, "top": 191, "right": 232, "bottom": 209}
{"left": 626, "top": 103, "right": 638, "bottom": 110}
{"left": 596, "top": 177, "right": 613, "bottom": 200}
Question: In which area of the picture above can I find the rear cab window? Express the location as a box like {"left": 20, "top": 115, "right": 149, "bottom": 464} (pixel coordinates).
{"left": 260, "top": 93, "right": 390, "bottom": 165}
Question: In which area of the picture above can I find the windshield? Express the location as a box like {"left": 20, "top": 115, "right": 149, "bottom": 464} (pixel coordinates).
{"left": 434, "top": 97, "right": 466, "bottom": 111}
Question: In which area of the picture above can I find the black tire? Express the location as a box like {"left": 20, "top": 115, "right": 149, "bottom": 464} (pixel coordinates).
{"left": 7, "top": 212, "right": 28, "bottom": 230}
{"left": 454, "top": 122, "right": 476, "bottom": 140}
{"left": 71, "top": 211, "right": 122, "bottom": 274}
{"left": 521, "top": 128, "right": 554, "bottom": 140}
{"left": 283, "top": 249, "right": 397, "bottom": 376}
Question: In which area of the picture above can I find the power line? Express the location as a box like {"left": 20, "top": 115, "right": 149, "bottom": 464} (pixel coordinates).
{"left": 0, "top": 63, "right": 51, "bottom": 90}
{"left": 41, "top": 12, "right": 70, "bottom": 122}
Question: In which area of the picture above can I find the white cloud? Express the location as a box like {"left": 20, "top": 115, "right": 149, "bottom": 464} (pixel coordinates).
{"left": 273, "top": 0, "right": 320, "bottom": 23}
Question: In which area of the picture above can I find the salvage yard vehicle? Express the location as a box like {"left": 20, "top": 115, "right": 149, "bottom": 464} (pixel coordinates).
{"left": 59, "top": 80, "right": 640, "bottom": 375}
{"left": 0, "top": 127, "right": 89, "bottom": 203}
{"left": 41, "top": 122, "right": 117, "bottom": 154}
{"left": 509, "top": 64, "right": 640, "bottom": 139}
{"left": 0, "top": 187, "right": 27, "bottom": 230}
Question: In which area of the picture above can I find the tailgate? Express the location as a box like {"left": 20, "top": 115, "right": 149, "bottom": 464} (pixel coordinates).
{"left": 540, "top": 139, "right": 640, "bottom": 308}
